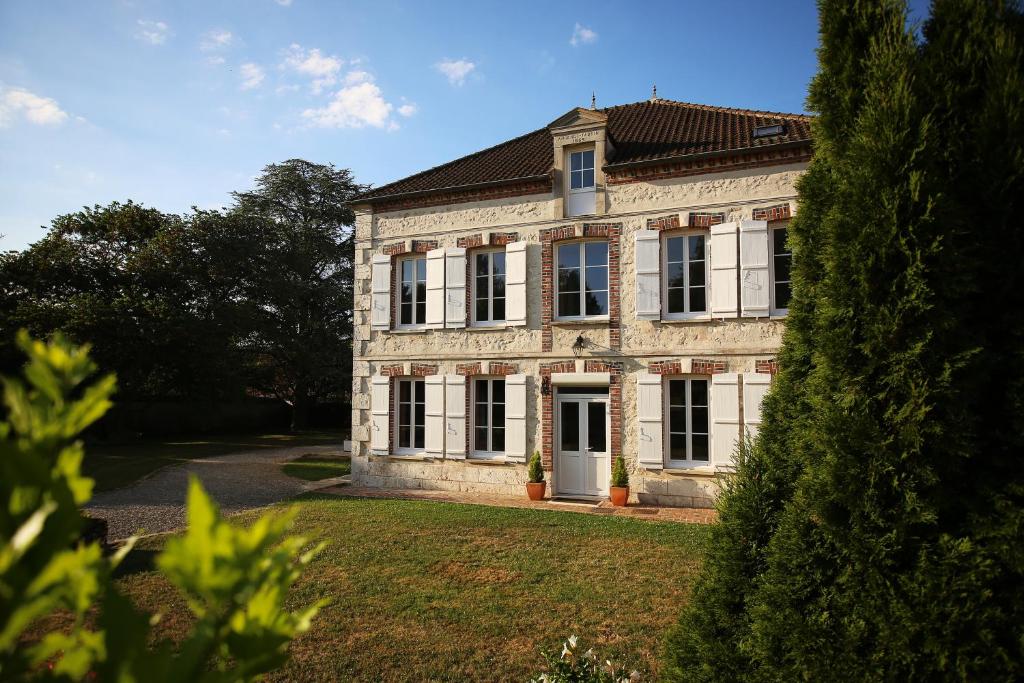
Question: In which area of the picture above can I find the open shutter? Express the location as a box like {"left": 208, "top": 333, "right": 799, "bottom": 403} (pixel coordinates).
{"left": 710, "top": 373, "right": 740, "bottom": 469}
{"left": 445, "top": 248, "right": 466, "bottom": 328}
{"left": 504, "top": 241, "right": 527, "bottom": 327}
{"left": 424, "top": 374, "right": 445, "bottom": 457}
{"left": 444, "top": 374, "right": 466, "bottom": 459}
{"left": 742, "top": 372, "right": 771, "bottom": 441}
{"left": 710, "top": 222, "right": 739, "bottom": 318}
{"left": 635, "top": 230, "right": 661, "bottom": 320}
{"left": 425, "top": 248, "right": 446, "bottom": 329}
{"left": 504, "top": 373, "right": 527, "bottom": 462}
{"left": 637, "top": 372, "right": 664, "bottom": 470}
{"left": 740, "top": 220, "right": 770, "bottom": 317}
{"left": 370, "top": 375, "right": 390, "bottom": 455}
{"left": 370, "top": 255, "right": 391, "bottom": 331}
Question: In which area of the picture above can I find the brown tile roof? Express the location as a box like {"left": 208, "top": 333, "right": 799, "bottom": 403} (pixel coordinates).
{"left": 360, "top": 98, "right": 812, "bottom": 202}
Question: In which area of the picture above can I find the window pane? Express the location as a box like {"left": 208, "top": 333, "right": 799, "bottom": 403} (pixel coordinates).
{"left": 691, "top": 435, "right": 709, "bottom": 461}
{"left": 570, "top": 171, "right": 582, "bottom": 190}
{"left": 416, "top": 301, "right": 426, "bottom": 324}
{"left": 773, "top": 228, "right": 789, "bottom": 254}
{"left": 670, "top": 407, "right": 687, "bottom": 433}
{"left": 399, "top": 403, "right": 410, "bottom": 428}
{"left": 666, "top": 236, "right": 684, "bottom": 263}
{"left": 558, "top": 244, "right": 580, "bottom": 269}
{"left": 475, "top": 379, "right": 488, "bottom": 402}
{"left": 401, "top": 303, "right": 413, "bottom": 325}
{"left": 414, "top": 403, "right": 425, "bottom": 427}
{"left": 560, "top": 402, "right": 579, "bottom": 451}
{"left": 415, "top": 258, "right": 426, "bottom": 280}
{"left": 492, "top": 380, "right": 504, "bottom": 403}
{"left": 558, "top": 268, "right": 581, "bottom": 292}
{"left": 689, "top": 235, "right": 705, "bottom": 261}
{"left": 570, "top": 152, "right": 582, "bottom": 172}
{"left": 399, "top": 425, "right": 410, "bottom": 448}
{"left": 492, "top": 403, "right": 505, "bottom": 429}
{"left": 581, "top": 169, "right": 594, "bottom": 188}
{"left": 415, "top": 380, "right": 425, "bottom": 403}
{"left": 691, "top": 407, "right": 709, "bottom": 434}
{"left": 774, "top": 254, "right": 791, "bottom": 283}
{"left": 475, "top": 427, "right": 489, "bottom": 452}
{"left": 689, "top": 261, "right": 705, "bottom": 287}
{"left": 691, "top": 380, "right": 708, "bottom": 405}
{"left": 559, "top": 292, "right": 580, "bottom": 317}
{"left": 414, "top": 426, "right": 425, "bottom": 449}
{"left": 689, "top": 287, "right": 706, "bottom": 313}
{"left": 476, "top": 253, "right": 490, "bottom": 275}
{"left": 493, "top": 297, "right": 505, "bottom": 321}
{"left": 667, "top": 288, "right": 685, "bottom": 314}
{"left": 669, "top": 380, "right": 686, "bottom": 407}
{"left": 587, "top": 402, "right": 606, "bottom": 453}
{"left": 491, "top": 428, "right": 505, "bottom": 452}
{"left": 666, "top": 262, "right": 686, "bottom": 289}
{"left": 400, "top": 380, "right": 410, "bottom": 404}
{"left": 402, "top": 260, "right": 414, "bottom": 282}
{"left": 476, "top": 298, "right": 489, "bottom": 322}
{"left": 776, "top": 282, "right": 792, "bottom": 309}
{"left": 492, "top": 272, "right": 505, "bottom": 299}
{"left": 476, "top": 403, "right": 488, "bottom": 427}
{"left": 585, "top": 265, "right": 608, "bottom": 292}
{"left": 401, "top": 282, "right": 413, "bottom": 305}
{"left": 669, "top": 433, "right": 687, "bottom": 460}
{"left": 585, "top": 241, "right": 608, "bottom": 265}
{"left": 585, "top": 291, "right": 608, "bottom": 316}
{"left": 492, "top": 252, "right": 505, "bottom": 275}
{"left": 582, "top": 149, "right": 594, "bottom": 169}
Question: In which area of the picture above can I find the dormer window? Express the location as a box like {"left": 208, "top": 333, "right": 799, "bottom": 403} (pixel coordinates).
{"left": 753, "top": 124, "right": 785, "bottom": 138}
{"left": 569, "top": 150, "right": 595, "bottom": 191}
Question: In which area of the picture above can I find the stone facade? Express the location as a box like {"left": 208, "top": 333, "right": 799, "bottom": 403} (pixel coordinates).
{"left": 350, "top": 104, "right": 807, "bottom": 508}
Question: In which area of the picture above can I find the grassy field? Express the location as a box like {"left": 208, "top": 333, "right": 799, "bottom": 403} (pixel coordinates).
{"left": 84, "top": 431, "right": 347, "bottom": 492}
{"left": 281, "top": 453, "right": 352, "bottom": 481}
{"left": 116, "top": 495, "right": 710, "bottom": 681}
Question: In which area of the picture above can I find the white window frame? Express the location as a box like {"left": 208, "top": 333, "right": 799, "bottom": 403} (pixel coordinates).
{"left": 394, "top": 377, "right": 426, "bottom": 455}
{"left": 664, "top": 376, "right": 711, "bottom": 470}
{"left": 470, "top": 376, "right": 506, "bottom": 460}
{"left": 568, "top": 148, "right": 595, "bottom": 194}
{"left": 396, "top": 254, "right": 427, "bottom": 329}
{"left": 770, "top": 225, "right": 792, "bottom": 317}
{"left": 471, "top": 248, "right": 507, "bottom": 328}
{"left": 661, "top": 229, "right": 711, "bottom": 321}
{"left": 555, "top": 239, "right": 610, "bottom": 322}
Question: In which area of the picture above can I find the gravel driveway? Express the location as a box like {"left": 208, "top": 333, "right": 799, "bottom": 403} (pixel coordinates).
{"left": 85, "top": 445, "right": 348, "bottom": 541}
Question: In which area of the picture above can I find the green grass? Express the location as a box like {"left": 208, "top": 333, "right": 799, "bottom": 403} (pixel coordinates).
{"left": 116, "top": 495, "right": 711, "bottom": 681}
{"left": 84, "top": 431, "right": 347, "bottom": 492}
{"left": 281, "top": 453, "right": 351, "bottom": 481}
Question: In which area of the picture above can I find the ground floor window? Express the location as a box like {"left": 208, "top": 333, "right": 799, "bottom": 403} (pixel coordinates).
{"left": 666, "top": 377, "right": 709, "bottom": 466}
{"left": 396, "top": 377, "right": 425, "bottom": 451}
{"left": 473, "top": 377, "right": 505, "bottom": 456}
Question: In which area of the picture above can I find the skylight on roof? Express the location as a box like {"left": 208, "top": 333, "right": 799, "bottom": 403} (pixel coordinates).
{"left": 753, "top": 124, "right": 786, "bottom": 138}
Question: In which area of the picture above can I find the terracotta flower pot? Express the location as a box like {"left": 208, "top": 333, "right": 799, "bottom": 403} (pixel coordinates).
{"left": 609, "top": 486, "right": 629, "bottom": 507}
{"left": 526, "top": 481, "right": 546, "bottom": 501}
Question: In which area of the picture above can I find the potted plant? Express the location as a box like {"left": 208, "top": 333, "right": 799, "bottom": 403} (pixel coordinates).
{"left": 526, "top": 451, "right": 546, "bottom": 501}
{"left": 609, "top": 456, "right": 629, "bottom": 506}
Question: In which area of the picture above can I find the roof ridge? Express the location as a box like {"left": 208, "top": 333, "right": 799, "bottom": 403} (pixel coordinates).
{"left": 602, "top": 97, "right": 812, "bottom": 120}
{"left": 365, "top": 126, "right": 550, "bottom": 197}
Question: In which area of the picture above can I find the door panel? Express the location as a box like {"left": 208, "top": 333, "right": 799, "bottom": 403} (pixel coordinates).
{"left": 585, "top": 400, "right": 609, "bottom": 495}
{"left": 557, "top": 397, "right": 609, "bottom": 497}
{"left": 557, "top": 401, "right": 583, "bottom": 494}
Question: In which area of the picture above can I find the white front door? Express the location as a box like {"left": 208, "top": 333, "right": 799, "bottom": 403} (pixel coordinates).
{"left": 556, "top": 395, "right": 609, "bottom": 496}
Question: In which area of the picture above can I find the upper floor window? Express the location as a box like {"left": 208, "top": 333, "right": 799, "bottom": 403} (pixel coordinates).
{"left": 473, "top": 377, "right": 505, "bottom": 457}
{"left": 666, "top": 377, "right": 709, "bottom": 467}
{"left": 473, "top": 249, "right": 506, "bottom": 326}
{"left": 556, "top": 241, "right": 609, "bottom": 319}
{"left": 398, "top": 255, "right": 426, "bottom": 328}
{"left": 771, "top": 227, "right": 792, "bottom": 315}
{"left": 395, "top": 377, "right": 425, "bottom": 453}
{"left": 569, "top": 150, "right": 595, "bottom": 191}
{"left": 663, "top": 231, "right": 708, "bottom": 318}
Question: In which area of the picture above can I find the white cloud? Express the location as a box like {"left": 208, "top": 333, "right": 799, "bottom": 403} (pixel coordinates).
{"left": 0, "top": 87, "right": 69, "bottom": 127}
{"left": 435, "top": 59, "right": 475, "bottom": 86}
{"left": 275, "top": 0, "right": 293, "bottom": 5}
{"left": 343, "top": 70, "right": 372, "bottom": 86}
{"left": 239, "top": 63, "right": 265, "bottom": 90}
{"left": 302, "top": 81, "right": 393, "bottom": 129}
{"left": 397, "top": 102, "right": 417, "bottom": 117}
{"left": 136, "top": 19, "right": 171, "bottom": 45}
{"left": 570, "top": 23, "right": 598, "bottom": 47}
{"left": 201, "top": 29, "right": 234, "bottom": 51}
{"left": 282, "top": 44, "right": 343, "bottom": 93}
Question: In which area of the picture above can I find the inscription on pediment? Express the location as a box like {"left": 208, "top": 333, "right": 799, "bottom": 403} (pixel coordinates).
{"left": 554, "top": 129, "right": 601, "bottom": 146}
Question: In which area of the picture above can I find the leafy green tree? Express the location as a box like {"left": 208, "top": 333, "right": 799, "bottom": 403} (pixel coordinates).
{"left": 230, "top": 159, "right": 365, "bottom": 430}
{"left": 665, "top": 0, "right": 1024, "bottom": 680}
{"left": 0, "top": 331, "right": 324, "bottom": 680}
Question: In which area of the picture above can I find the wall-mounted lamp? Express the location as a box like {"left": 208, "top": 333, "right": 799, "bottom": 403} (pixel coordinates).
{"left": 572, "top": 335, "right": 586, "bottom": 358}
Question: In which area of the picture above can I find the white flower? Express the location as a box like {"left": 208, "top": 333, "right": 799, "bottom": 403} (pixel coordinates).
{"left": 568, "top": 635, "right": 578, "bottom": 648}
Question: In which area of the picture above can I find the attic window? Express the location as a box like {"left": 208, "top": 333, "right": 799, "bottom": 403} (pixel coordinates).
{"left": 753, "top": 124, "right": 785, "bottom": 138}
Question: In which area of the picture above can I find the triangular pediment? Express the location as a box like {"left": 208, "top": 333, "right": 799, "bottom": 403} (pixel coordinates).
{"left": 548, "top": 107, "right": 608, "bottom": 130}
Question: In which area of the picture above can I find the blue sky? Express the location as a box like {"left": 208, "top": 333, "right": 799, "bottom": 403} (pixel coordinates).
{"left": 0, "top": 0, "right": 929, "bottom": 250}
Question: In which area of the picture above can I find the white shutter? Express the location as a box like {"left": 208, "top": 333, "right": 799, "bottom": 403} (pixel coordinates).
{"left": 444, "top": 374, "right": 466, "bottom": 459}
{"left": 710, "top": 373, "right": 741, "bottom": 469}
{"left": 742, "top": 372, "right": 771, "bottom": 441}
{"left": 445, "top": 248, "right": 466, "bottom": 328}
{"left": 425, "top": 248, "right": 446, "bottom": 329}
{"left": 504, "top": 241, "right": 527, "bottom": 327}
{"left": 710, "top": 222, "right": 739, "bottom": 318}
{"left": 504, "top": 373, "right": 527, "bottom": 462}
{"left": 370, "top": 255, "right": 391, "bottom": 331}
{"left": 637, "top": 372, "right": 664, "bottom": 470}
{"left": 370, "top": 375, "right": 390, "bottom": 455}
{"left": 424, "top": 374, "right": 445, "bottom": 457}
{"left": 635, "top": 230, "right": 661, "bottom": 320}
{"left": 740, "top": 220, "right": 770, "bottom": 318}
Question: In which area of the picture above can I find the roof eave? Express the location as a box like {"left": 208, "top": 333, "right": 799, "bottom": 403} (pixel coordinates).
{"left": 357, "top": 172, "right": 553, "bottom": 205}
{"left": 603, "top": 139, "right": 812, "bottom": 171}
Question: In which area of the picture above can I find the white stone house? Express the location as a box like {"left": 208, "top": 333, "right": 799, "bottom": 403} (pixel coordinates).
{"left": 349, "top": 97, "right": 811, "bottom": 507}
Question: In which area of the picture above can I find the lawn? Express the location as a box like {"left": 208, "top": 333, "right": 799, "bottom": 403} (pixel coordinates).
{"left": 117, "top": 495, "right": 711, "bottom": 681}
{"left": 84, "top": 431, "right": 347, "bottom": 492}
{"left": 281, "top": 453, "right": 352, "bottom": 481}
